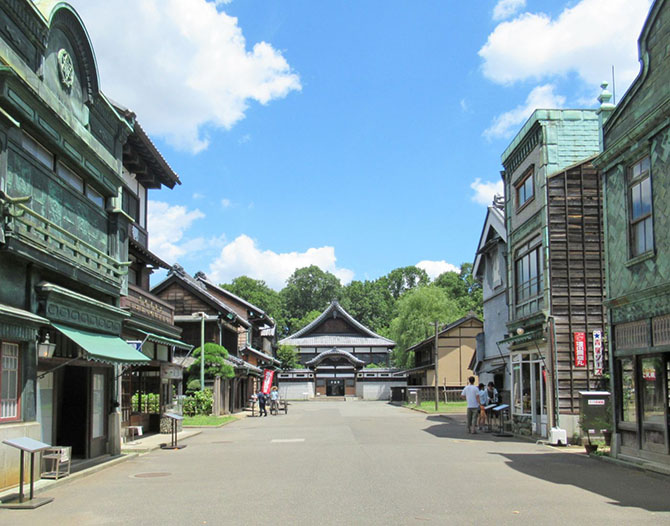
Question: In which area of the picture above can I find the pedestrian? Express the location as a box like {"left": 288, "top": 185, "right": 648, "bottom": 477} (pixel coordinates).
{"left": 257, "top": 389, "right": 268, "bottom": 417}
{"left": 478, "top": 383, "right": 488, "bottom": 430}
{"left": 270, "top": 386, "right": 279, "bottom": 414}
{"left": 460, "top": 376, "right": 480, "bottom": 434}
{"left": 486, "top": 382, "right": 499, "bottom": 405}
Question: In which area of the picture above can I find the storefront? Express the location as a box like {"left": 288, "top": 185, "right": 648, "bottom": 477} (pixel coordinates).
{"left": 510, "top": 351, "right": 547, "bottom": 437}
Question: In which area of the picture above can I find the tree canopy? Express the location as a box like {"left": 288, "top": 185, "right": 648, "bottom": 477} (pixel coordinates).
{"left": 188, "top": 343, "right": 235, "bottom": 384}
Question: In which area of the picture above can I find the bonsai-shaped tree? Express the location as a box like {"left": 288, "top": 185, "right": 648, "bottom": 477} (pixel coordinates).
{"left": 187, "top": 342, "right": 235, "bottom": 386}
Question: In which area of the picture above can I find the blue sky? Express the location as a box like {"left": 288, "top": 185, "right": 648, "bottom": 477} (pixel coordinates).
{"left": 68, "top": 0, "right": 652, "bottom": 289}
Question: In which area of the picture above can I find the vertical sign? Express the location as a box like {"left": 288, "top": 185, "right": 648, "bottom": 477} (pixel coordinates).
{"left": 262, "top": 369, "right": 275, "bottom": 394}
{"left": 593, "top": 330, "right": 603, "bottom": 376}
{"left": 574, "top": 332, "right": 586, "bottom": 367}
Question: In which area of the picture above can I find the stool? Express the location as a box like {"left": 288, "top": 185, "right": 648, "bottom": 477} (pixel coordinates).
{"left": 127, "top": 425, "right": 143, "bottom": 442}
{"left": 41, "top": 446, "right": 71, "bottom": 480}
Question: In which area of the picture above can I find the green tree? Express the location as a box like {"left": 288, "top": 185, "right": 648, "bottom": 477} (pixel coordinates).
{"left": 221, "top": 275, "right": 287, "bottom": 334}
{"left": 277, "top": 344, "right": 301, "bottom": 370}
{"left": 384, "top": 266, "right": 430, "bottom": 300}
{"left": 288, "top": 309, "right": 321, "bottom": 334}
{"left": 340, "top": 279, "right": 394, "bottom": 332}
{"left": 432, "top": 263, "right": 482, "bottom": 317}
{"left": 388, "top": 286, "right": 461, "bottom": 368}
{"left": 281, "top": 266, "right": 341, "bottom": 330}
{"left": 188, "top": 343, "right": 235, "bottom": 385}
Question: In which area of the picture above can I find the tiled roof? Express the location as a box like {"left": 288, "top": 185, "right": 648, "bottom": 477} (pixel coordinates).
{"left": 305, "top": 348, "right": 365, "bottom": 367}
{"left": 243, "top": 345, "right": 280, "bottom": 365}
{"left": 289, "top": 335, "right": 393, "bottom": 348}
{"left": 279, "top": 300, "right": 395, "bottom": 346}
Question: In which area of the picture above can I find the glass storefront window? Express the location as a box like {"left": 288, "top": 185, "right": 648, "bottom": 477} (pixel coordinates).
{"left": 619, "top": 358, "right": 636, "bottom": 423}
{"left": 512, "top": 359, "right": 521, "bottom": 413}
{"left": 522, "top": 360, "right": 531, "bottom": 414}
{"left": 641, "top": 356, "right": 664, "bottom": 425}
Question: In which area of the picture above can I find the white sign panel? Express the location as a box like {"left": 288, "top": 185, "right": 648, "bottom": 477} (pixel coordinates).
{"left": 593, "top": 330, "right": 603, "bottom": 376}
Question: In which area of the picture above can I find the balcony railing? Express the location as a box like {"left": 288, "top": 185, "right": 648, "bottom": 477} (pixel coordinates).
{"left": 121, "top": 284, "right": 175, "bottom": 326}
{"left": 2, "top": 197, "right": 129, "bottom": 289}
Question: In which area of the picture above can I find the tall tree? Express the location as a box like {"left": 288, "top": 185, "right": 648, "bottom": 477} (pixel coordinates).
{"left": 388, "top": 286, "right": 461, "bottom": 368}
{"left": 220, "top": 276, "right": 287, "bottom": 333}
{"left": 432, "top": 263, "right": 482, "bottom": 317}
{"left": 384, "top": 266, "right": 430, "bottom": 300}
{"left": 280, "top": 266, "right": 342, "bottom": 329}
{"left": 340, "top": 279, "right": 394, "bottom": 332}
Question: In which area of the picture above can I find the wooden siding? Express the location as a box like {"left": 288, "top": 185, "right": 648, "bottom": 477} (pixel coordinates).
{"left": 155, "top": 283, "right": 216, "bottom": 317}
{"left": 547, "top": 160, "right": 607, "bottom": 414}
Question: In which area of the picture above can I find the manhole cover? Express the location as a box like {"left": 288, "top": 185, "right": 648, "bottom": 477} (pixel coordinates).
{"left": 132, "top": 472, "right": 171, "bottom": 478}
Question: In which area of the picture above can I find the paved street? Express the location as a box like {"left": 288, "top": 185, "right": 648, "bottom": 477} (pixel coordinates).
{"left": 3, "top": 402, "right": 669, "bottom": 525}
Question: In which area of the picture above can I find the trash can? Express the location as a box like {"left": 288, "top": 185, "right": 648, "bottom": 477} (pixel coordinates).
{"left": 408, "top": 389, "right": 419, "bottom": 405}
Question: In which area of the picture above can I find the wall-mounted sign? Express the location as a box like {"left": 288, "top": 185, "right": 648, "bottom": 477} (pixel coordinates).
{"left": 161, "top": 363, "right": 182, "bottom": 380}
{"left": 574, "top": 332, "right": 586, "bottom": 367}
{"left": 587, "top": 399, "right": 605, "bottom": 406}
{"left": 642, "top": 368, "right": 656, "bottom": 381}
{"left": 593, "top": 330, "right": 603, "bottom": 376}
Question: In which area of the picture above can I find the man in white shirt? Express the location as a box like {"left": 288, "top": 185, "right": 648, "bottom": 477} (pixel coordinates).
{"left": 461, "top": 376, "right": 480, "bottom": 434}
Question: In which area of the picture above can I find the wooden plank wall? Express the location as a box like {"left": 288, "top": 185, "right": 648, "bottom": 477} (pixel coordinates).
{"left": 547, "top": 160, "right": 607, "bottom": 414}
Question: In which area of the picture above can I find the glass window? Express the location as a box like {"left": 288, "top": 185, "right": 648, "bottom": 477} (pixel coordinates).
{"left": 629, "top": 156, "right": 654, "bottom": 257}
{"left": 122, "top": 187, "right": 140, "bottom": 223}
{"left": 512, "top": 357, "right": 522, "bottom": 413}
{"left": 22, "top": 134, "right": 53, "bottom": 170}
{"left": 641, "top": 356, "right": 664, "bottom": 425}
{"left": 56, "top": 163, "right": 84, "bottom": 193}
{"left": 92, "top": 373, "right": 105, "bottom": 438}
{"left": 0, "top": 342, "right": 20, "bottom": 421}
{"left": 85, "top": 185, "right": 105, "bottom": 208}
{"left": 620, "top": 358, "right": 636, "bottom": 423}
{"left": 515, "top": 247, "right": 542, "bottom": 302}
{"left": 516, "top": 169, "right": 534, "bottom": 209}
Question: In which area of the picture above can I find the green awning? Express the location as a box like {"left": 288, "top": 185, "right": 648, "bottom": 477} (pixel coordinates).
{"left": 53, "top": 323, "right": 151, "bottom": 365}
{"left": 138, "top": 330, "right": 193, "bottom": 351}
{"left": 497, "top": 329, "right": 543, "bottom": 346}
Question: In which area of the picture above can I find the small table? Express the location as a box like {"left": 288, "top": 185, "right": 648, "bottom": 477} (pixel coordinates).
{"left": 160, "top": 413, "right": 186, "bottom": 450}
{"left": 127, "top": 426, "right": 143, "bottom": 442}
{"left": 492, "top": 404, "right": 513, "bottom": 437}
{"left": 0, "top": 437, "right": 54, "bottom": 509}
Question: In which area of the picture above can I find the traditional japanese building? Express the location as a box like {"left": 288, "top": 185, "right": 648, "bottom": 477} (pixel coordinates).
{"left": 500, "top": 109, "right": 606, "bottom": 438}
{"left": 594, "top": 0, "right": 670, "bottom": 467}
{"left": 472, "top": 196, "right": 510, "bottom": 391}
{"left": 0, "top": 0, "right": 165, "bottom": 487}
{"left": 278, "top": 301, "right": 402, "bottom": 399}
{"left": 404, "top": 314, "right": 482, "bottom": 387}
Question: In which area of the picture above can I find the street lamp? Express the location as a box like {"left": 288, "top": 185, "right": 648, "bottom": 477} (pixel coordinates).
{"left": 192, "top": 312, "right": 206, "bottom": 390}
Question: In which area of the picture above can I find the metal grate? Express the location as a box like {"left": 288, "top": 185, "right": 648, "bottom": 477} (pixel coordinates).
{"left": 615, "top": 320, "right": 648, "bottom": 350}
{"left": 652, "top": 315, "right": 670, "bottom": 346}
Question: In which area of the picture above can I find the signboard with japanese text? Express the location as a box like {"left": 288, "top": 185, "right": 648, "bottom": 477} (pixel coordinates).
{"left": 262, "top": 369, "right": 275, "bottom": 394}
{"left": 574, "top": 332, "right": 586, "bottom": 367}
{"left": 593, "top": 330, "right": 603, "bottom": 376}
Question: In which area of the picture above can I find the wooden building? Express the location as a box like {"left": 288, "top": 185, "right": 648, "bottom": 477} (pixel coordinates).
{"left": 0, "top": 0, "right": 168, "bottom": 487}
{"left": 278, "top": 301, "right": 400, "bottom": 398}
{"left": 500, "top": 109, "right": 606, "bottom": 438}
{"left": 404, "top": 314, "right": 482, "bottom": 387}
{"left": 594, "top": 0, "right": 670, "bottom": 467}
{"left": 152, "top": 266, "right": 269, "bottom": 412}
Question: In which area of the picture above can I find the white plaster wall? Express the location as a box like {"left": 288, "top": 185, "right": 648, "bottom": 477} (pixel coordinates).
{"left": 279, "top": 381, "right": 314, "bottom": 400}
{"left": 356, "top": 381, "right": 407, "bottom": 400}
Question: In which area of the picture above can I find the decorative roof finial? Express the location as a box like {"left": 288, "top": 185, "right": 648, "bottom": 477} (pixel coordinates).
{"left": 169, "top": 263, "right": 185, "bottom": 277}
{"left": 493, "top": 194, "right": 505, "bottom": 210}
{"left": 598, "top": 81, "right": 615, "bottom": 111}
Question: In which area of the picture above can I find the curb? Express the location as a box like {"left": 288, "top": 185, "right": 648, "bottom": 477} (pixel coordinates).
{"left": 588, "top": 451, "right": 670, "bottom": 478}
{"left": 121, "top": 430, "right": 202, "bottom": 454}
{"left": 183, "top": 417, "right": 239, "bottom": 429}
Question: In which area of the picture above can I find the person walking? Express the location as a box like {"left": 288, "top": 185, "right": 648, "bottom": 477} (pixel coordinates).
{"left": 257, "top": 389, "right": 268, "bottom": 417}
{"left": 269, "top": 386, "right": 279, "bottom": 415}
{"left": 461, "top": 376, "right": 480, "bottom": 434}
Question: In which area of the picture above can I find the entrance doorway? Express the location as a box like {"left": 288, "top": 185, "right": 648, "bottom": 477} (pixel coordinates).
{"left": 512, "top": 353, "right": 547, "bottom": 437}
{"left": 58, "top": 366, "right": 88, "bottom": 457}
{"left": 326, "top": 379, "right": 344, "bottom": 396}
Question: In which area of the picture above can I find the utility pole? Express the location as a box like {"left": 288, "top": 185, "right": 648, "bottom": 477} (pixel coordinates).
{"left": 192, "top": 312, "right": 206, "bottom": 390}
{"left": 434, "top": 321, "right": 439, "bottom": 412}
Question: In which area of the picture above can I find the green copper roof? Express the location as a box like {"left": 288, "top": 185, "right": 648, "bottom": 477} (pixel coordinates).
{"left": 53, "top": 323, "right": 150, "bottom": 365}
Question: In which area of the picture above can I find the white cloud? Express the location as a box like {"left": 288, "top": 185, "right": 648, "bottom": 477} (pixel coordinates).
{"left": 480, "top": 0, "right": 652, "bottom": 91}
{"left": 470, "top": 178, "right": 504, "bottom": 206}
{"left": 70, "top": 0, "right": 301, "bottom": 153}
{"left": 192, "top": 193, "right": 205, "bottom": 200}
{"left": 493, "top": 0, "right": 526, "bottom": 21}
{"left": 416, "top": 260, "right": 460, "bottom": 280}
{"left": 484, "top": 84, "right": 565, "bottom": 139}
{"left": 147, "top": 201, "right": 205, "bottom": 262}
{"left": 221, "top": 198, "right": 232, "bottom": 208}
{"left": 208, "top": 235, "right": 355, "bottom": 289}
{"left": 460, "top": 98, "right": 469, "bottom": 112}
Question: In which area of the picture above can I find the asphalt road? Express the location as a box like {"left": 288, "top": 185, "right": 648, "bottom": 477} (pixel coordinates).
{"left": 3, "top": 401, "right": 669, "bottom": 525}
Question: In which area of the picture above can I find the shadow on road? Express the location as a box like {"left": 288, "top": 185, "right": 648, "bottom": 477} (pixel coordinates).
{"left": 491, "top": 451, "right": 670, "bottom": 512}
{"left": 422, "top": 414, "right": 520, "bottom": 443}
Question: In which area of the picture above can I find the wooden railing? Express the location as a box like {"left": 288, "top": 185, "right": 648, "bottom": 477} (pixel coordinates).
{"left": 128, "top": 222, "right": 148, "bottom": 248}
{"left": 120, "top": 284, "right": 174, "bottom": 325}
{"left": 4, "top": 200, "right": 129, "bottom": 288}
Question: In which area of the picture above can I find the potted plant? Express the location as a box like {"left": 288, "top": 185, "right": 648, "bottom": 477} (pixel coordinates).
{"left": 580, "top": 410, "right": 611, "bottom": 454}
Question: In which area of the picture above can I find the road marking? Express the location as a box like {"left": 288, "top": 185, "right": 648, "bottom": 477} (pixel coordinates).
{"left": 271, "top": 438, "right": 305, "bottom": 443}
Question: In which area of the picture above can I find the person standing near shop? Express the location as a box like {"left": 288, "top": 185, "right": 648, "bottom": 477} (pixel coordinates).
{"left": 257, "top": 389, "right": 268, "bottom": 417}
{"left": 461, "top": 376, "right": 480, "bottom": 434}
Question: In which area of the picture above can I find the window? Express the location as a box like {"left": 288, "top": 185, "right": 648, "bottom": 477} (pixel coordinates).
{"left": 122, "top": 187, "right": 140, "bottom": 223}
{"left": 619, "top": 358, "right": 636, "bottom": 423}
{"left": 515, "top": 246, "right": 542, "bottom": 302}
{"left": 85, "top": 185, "right": 104, "bottom": 208}
{"left": 629, "top": 156, "right": 653, "bottom": 257}
{"left": 22, "top": 133, "right": 54, "bottom": 170}
{"left": 56, "top": 163, "right": 84, "bottom": 192}
{"left": 515, "top": 168, "right": 534, "bottom": 209}
{"left": 641, "top": 356, "right": 663, "bottom": 425}
{"left": 0, "top": 342, "right": 21, "bottom": 422}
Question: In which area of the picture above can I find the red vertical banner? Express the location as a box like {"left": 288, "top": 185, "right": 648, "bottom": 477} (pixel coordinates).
{"left": 262, "top": 369, "right": 275, "bottom": 394}
{"left": 574, "top": 332, "right": 586, "bottom": 367}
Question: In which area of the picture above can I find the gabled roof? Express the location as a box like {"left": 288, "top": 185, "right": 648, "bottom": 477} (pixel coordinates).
{"left": 305, "top": 348, "right": 365, "bottom": 367}
{"left": 473, "top": 203, "right": 506, "bottom": 279}
{"left": 280, "top": 300, "right": 395, "bottom": 347}
{"left": 193, "top": 272, "right": 274, "bottom": 328}
{"left": 405, "top": 313, "right": 482, "bottom": 353}
{"left": 243, "top": 345, "right": 280, "bottom": 366}
{"left": 151, "top": 265, "right": 250, "bottom": 328}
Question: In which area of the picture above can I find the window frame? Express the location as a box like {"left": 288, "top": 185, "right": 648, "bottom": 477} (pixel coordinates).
{"left": 0, "top": 342, "right": 21, "bottom": 423}
{"left": 515, "top": 245, "right": 542, "bottom": 304}
{"left": 628, "top": 155, "right": 654, "bottom": 258}
{"left": 515, "top": 167, "right": 535, "bottom": 211}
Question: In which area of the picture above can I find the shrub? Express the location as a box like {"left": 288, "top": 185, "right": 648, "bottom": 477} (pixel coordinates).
{"left": 182, "top": 388, "right": 213, "bottom": 416}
